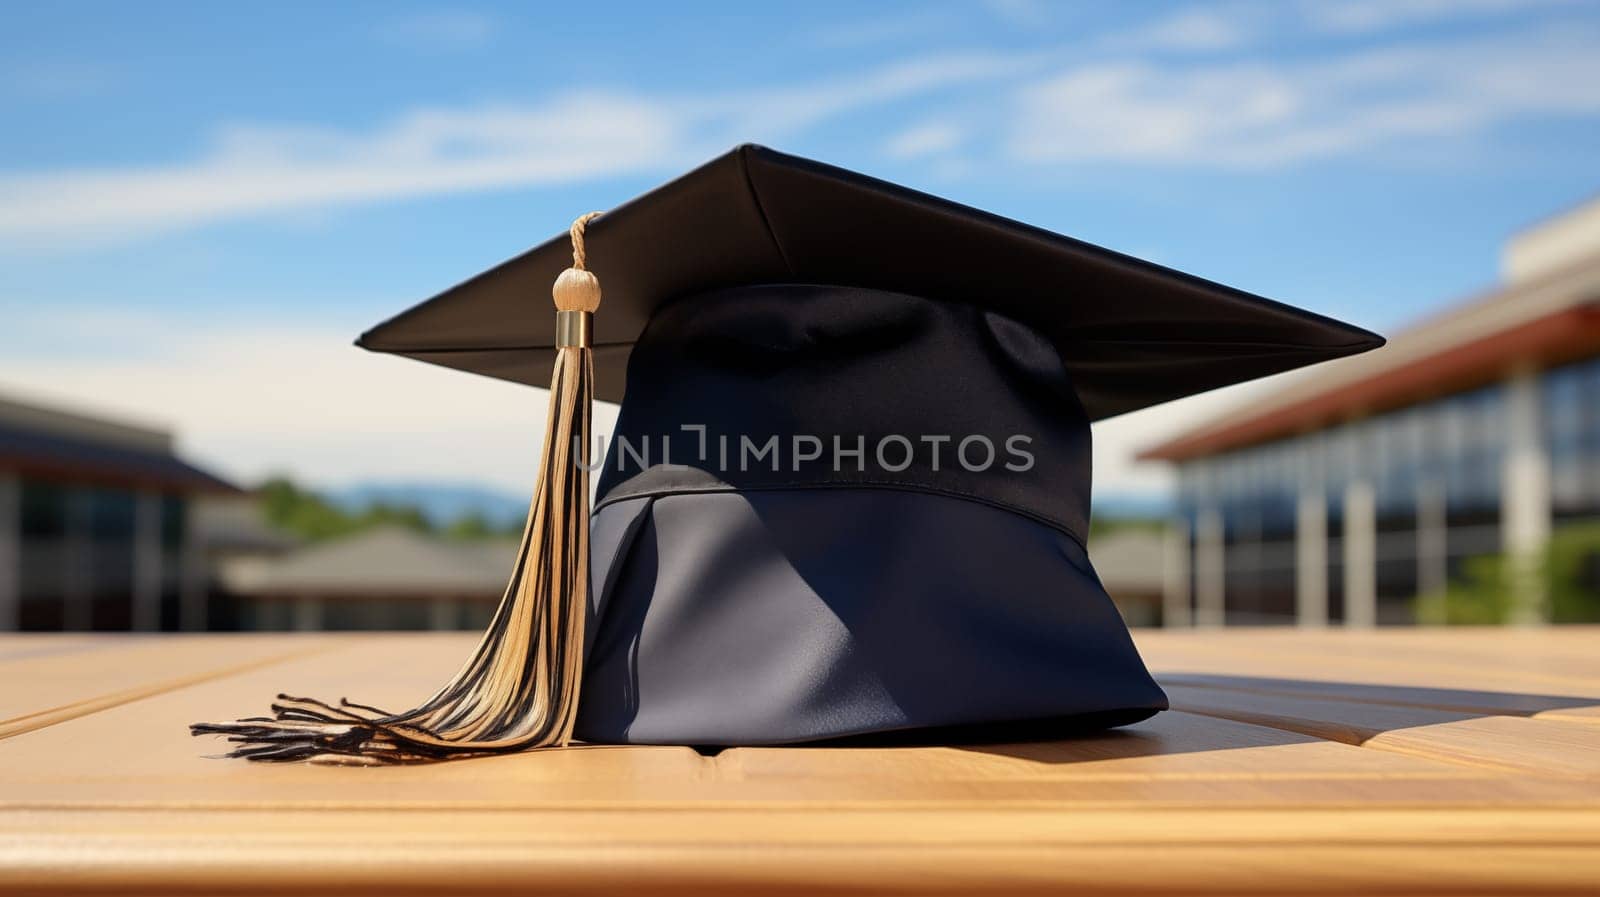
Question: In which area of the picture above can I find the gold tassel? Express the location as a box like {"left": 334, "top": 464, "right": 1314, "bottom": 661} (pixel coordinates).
{"left": 191, "top": 213, "right": 605, "bottom": 764}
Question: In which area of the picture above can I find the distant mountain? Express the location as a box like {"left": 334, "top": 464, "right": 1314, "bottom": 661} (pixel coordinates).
{"left": 1090, "top": 491, "right": 1172, "bottom": 520}
{"left": 327, "top": 481, "right": 1169, "bottom": 529}
{"left": 328, "top": 482, "right": 528, "bottom": 528}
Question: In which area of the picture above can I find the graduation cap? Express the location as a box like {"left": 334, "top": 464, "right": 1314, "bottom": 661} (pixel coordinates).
{"left": 195, "top": 145, "right": 1382, "bottom": 762}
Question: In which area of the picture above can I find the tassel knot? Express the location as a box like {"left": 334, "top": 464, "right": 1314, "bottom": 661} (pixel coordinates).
{"left": 553, "top": 269, "right": 601, "bottom": 313}
{"left": 553, "top": 211, "right": 603, "bottom": 313}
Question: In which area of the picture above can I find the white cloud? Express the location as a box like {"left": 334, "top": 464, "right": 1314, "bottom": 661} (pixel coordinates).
{"left": 883, "top": 121, "right": 966, "bottom": 159}
{"left": 807, "top": 10, "right": 961, "bottom": 48}
{"left": 0, "top": 307, "right": 618, "bottom": 494}
{"left": 1013, "top": 62, "right": 1299, "bottom": 166}
{"left": 1106, "top": 8, "right": 1256, "bottom": 52}
{"left": 1109, "top": 0, "right": 1576, "bottom": 51}
{"left": 376, "top": 10, "right": 496, "bottom": 51}
{"left": 1009, "top": 27, "right": 1600, "bottom": 167}
{"left": 1302, "top": 0, "right": 1576, "bottom": 35}
{"left": 7, "top": 15, "right": 1595, "bottom": 249}
{"left": 1090, "top": 379, "right": 1276, "bottom": 500}
{"left": 982, "top": 0, "right": 1052, "bottom": 28}
{"left": 0, "top": 92, "right": 681, "bottom": 249}
{"left": 0, "top": 52, "right": 1030, "bottom": 250}
{"left": 691, "top": 52, "right": 1039, "bottom": 140}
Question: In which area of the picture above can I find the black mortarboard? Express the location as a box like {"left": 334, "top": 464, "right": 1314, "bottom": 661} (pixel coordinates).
{"left": 357, "top": 144, "right": 1382, "bottom": 421}
{"left": 196, "top": 146, "right": 1382, "bottom": 761}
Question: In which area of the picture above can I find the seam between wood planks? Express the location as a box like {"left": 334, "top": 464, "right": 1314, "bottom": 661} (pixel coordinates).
{"left": 0, "top": 795, "right": 1591, "bottom": 814}
{"left": 0, "top": 641, "right": 342, "bottom": 741}
{"left": 0, "top": 640, "right": 125, "bottom": 667}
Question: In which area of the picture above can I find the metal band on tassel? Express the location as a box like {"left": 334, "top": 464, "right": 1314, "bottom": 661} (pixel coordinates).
{"left": 556, "top": 310, "right": 592, "bottom": 348}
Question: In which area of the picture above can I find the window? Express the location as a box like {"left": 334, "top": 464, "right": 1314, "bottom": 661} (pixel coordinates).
{"left": 1544, "top": 356, "right": 1600, "bottom": 515}
{"left": 1443, "top": 385, "right": 1505, "bottom": 512}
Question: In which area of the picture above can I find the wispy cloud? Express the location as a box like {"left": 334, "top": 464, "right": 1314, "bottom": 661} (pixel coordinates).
{"left": 1101, "top": 0, "right": 1579, "bottom": 55}
{"left": 0, "top": 93, "right": 682, "bottom": 249}
{"left": 700, "top": 53, "right": 1036, "bottom": 139}
{"left": 1300, "top": 0, "right": 1577, "bottom": 35}
{"left": 1103, "top": 7, "right": 1258, "bottom": 52}
{"left": 981, "top": 0, "right": 1053, "bottom": 29}
{"left": 4, "top": 8, "right": 1597, "bottom": 251}
{"left": 1009, "top": 26, "right": 1600, "bottom": 167}
{"left": 0, "top": 52, "right": 1030, "bottom": 250}
{"left": 883, "top": 121, "right": 966, "bottom": 160}
{"left": 807, "top": 10, "right": 962, "bottom": 49}
{"left": 0, "top": 305, "right": 618, "bottom": 492}
{"left": 375, "top": 9, "right": 496, "bottom": 51}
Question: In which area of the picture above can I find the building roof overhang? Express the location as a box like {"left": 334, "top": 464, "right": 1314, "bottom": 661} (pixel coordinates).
{"left": 0, "top": 424, "right": 239, "bottom": 494}
{"left": 1140, "top": 249, "right": 1600, "bottom": 463}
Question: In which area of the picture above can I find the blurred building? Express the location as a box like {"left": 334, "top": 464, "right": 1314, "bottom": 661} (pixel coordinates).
{"left": 0, "top": 391, "right": 237, "bottom": 631}
{"left": 1146, "top": 197, "right": 1600, "bottom": 627}
{"left": 220, "top": 526, "right": 509, "bottom": 631}
{"left": 1087, "top": 527, "right": 1167, "bottom": 627}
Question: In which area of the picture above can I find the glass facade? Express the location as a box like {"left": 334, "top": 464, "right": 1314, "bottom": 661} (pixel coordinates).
{"left": 14, "top": 477, "right": 188, "bottom": 631}
{"left": 1545, "top": 356, "right": 1600, "bottom": 518}
{"left": 1176, "top": 355, "right": 1600, "bottom": 625}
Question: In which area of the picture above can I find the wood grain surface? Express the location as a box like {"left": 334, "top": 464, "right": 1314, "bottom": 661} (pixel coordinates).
{"left": 1, "top": 627, "right": 1597, "bottom": 895}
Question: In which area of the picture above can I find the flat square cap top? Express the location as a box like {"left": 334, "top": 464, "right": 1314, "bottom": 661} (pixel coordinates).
{"left": 357, "top": 144, "right": 1381, "bottom": 420}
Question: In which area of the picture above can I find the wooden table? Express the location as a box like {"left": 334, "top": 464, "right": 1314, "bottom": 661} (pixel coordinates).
{"left": 2, "top": 628, "right": 1597, "bottom": 895}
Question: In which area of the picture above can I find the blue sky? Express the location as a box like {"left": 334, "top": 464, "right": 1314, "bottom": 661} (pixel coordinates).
{"left": 2, "top": 1, "right": 1598, "bottom": 501}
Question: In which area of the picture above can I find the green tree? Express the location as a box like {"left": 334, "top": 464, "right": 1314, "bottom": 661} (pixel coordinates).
{"left": 255, "top": 477, "right": 435, "bottom": 542}
{"left": 1416, "top": 520, "right": 1600, "bottom": 624}
{"left": 445, "top": 512, "right": 494, "bottom": 540}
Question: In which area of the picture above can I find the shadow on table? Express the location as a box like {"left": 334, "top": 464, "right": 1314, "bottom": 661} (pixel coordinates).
{"left": 949, "top": 674, "right": 1599, "bottom": 765}
{"left": 772, "top": 699, "right": 1332, "bottom": 764}
{"left": 686, "top": 674, "right": 1599, "bottom": 761}
{"left": 1158, "top": 673, "right": 1599, "bottom": 716}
